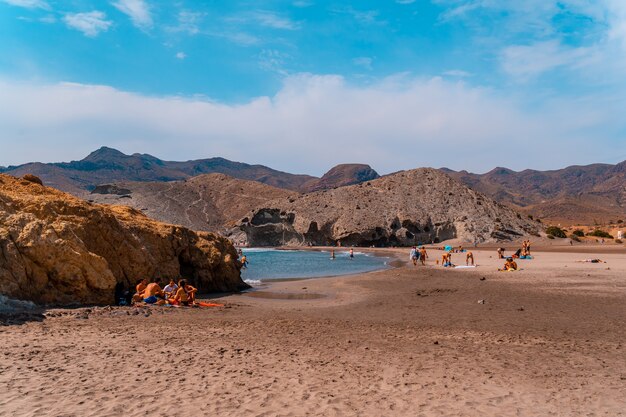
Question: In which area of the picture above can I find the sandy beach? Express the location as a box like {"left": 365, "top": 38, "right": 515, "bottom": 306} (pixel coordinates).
{"left": 1, "top": 245, "right": 625, "bottom": 416}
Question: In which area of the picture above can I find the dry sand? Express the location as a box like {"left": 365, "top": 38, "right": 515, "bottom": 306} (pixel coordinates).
{"left": 1, "top": 245, "right": 625, "bottom": 416}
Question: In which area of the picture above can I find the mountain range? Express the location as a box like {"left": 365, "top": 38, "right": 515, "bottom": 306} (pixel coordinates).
{"left": 2, "top": 147, "right": 624, "bottom": 226}
{"left": 0, "top": 147, "right": 378, "bottom": 195}
{"left": 443, "top": 163, "right": 626, "bottom": 225}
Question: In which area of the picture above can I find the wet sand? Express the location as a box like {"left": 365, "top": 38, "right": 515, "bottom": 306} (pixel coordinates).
{"left": 1, "top": 245, "right": 625, "bottom": 416}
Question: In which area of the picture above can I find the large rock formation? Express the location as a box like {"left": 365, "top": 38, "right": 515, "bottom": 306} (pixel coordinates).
{"left": 233, "top": 168, "right": 541, "bottom": 246}
{"left": 87, "top": 173, "right": 293, "bottom": 234}
{"left": 301, "top": 164, "right": 380, "bottom": 192}
{"left": 0, "top": 174, "right": 248, "bottom": 306}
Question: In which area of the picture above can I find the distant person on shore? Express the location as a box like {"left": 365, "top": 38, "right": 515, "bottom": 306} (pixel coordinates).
{"left": 500, "top": 257, "right": 518, "bottom": 271}
{"left": 419, "top": 247, "right": 428, "bottom": 265}
{"left": 497, "top": 248, "right": 505, "bottom": 259}
{"left": 410, "top": 247, "right": 418, "bottom": 266}
{"left": 466, "top": 251, "right": 474, "bottom": 266}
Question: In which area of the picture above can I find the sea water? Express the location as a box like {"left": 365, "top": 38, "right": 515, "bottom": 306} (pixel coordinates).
{"left": 240, "top": 248, "right": 389, "bottom": 285}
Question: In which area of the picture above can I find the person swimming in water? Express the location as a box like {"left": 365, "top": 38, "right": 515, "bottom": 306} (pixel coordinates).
{"left": 349, "top": 248, "right": 354, "bottom": 259}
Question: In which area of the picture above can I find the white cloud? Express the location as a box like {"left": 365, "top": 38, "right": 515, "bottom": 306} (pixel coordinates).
{"left": 352, "top": 57, "right": 373, "bottom": 70}
{"left": 111, "top": 0, "right": 152, "bottom": 30}
{"left": 251, "top": 11, "right": 300, "bottom": 30}
{"left": 501, "top": 40, "right": 591, "bottom": 80}
{"left": 443, "top": 70, "right": 472, "bottom": 78}
{"left": 1, "top": 74, "right": 622, "bottom": 174}
{"left": 1, "top": 0, "right": 49, "bottom": 9}
{"left": 330, "top": 6, "right": 386, "bottom": 26}
{"left": 63, "top": 11, "right": 112, "bottom": 37}
{"left": 175, "top": 51, "right": 186, "bottom": 60}
{"left": 170, "top": 10, "right": 203, "bottom": 35}
{"left": 258, "top": 49, "right": 290, "bottom": 75}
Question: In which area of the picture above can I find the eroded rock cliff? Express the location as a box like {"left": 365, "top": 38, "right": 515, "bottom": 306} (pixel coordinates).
{"left": 0, "top": 174, "right": 248, "bottom": 305}
{"left": 234, "top": 168, "right": 542, "bottom": 246}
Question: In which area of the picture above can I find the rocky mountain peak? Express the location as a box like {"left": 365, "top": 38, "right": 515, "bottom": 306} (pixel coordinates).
{"left": 302, "top": 163, "right": 380, "bottom": 192}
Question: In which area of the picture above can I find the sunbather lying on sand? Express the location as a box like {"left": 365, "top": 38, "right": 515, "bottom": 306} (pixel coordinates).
{"left": 576, "top": 259, "right": 606, "bottom": 263}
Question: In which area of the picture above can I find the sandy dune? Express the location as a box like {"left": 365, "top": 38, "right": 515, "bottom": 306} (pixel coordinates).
{"left": 1, "top": 246, "right": 625, "bottom": 416}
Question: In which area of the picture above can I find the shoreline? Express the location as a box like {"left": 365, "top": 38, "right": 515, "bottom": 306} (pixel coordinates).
{"left": 1, "top": 244, "right": 625, "bottom": 416}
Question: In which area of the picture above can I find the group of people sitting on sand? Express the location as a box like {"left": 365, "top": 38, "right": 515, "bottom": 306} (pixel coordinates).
{"left": 132, "top": 278, "right": 198, "bottom": 306}
{"left": 497, "top": 241, "right": 532, "bottom": 260}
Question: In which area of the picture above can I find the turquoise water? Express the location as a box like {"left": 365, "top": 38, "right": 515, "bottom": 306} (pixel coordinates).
{"left": 240, "top": 249, "right": 389, "bottom": 284}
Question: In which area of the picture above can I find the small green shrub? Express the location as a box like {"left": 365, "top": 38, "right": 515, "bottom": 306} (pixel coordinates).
{"left": 545, "top": 226, "right": 567, "bottom": 238}
{"left": 587, "top": 229, "right": 613, "bottom": 239}
{"left": 572, "top": 229, "right": 585, "bottom": 237}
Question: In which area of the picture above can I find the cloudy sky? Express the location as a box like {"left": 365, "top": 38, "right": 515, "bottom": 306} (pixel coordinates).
{"left": 1, "top": 0, "right": 625, "bottom": 175}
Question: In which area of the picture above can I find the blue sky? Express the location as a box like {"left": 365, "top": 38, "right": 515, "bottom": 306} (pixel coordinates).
{"left": 1, "top": 0, "right": 626, "bottom": 175}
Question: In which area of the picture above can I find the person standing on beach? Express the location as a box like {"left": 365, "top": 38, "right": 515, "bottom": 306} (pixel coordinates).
{"left": 419, "top": 247, "right": 428, "bottom": 265}
{"left": 466, "top": 251, "right": 474, "bottom": 266}
{"left": 410, "top": 247, "right": 417, "bottom": 266}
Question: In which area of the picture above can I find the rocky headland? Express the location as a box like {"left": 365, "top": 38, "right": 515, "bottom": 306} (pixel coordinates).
{"left": 233, "top": 168, "right": 541, "bottom": 246}
{"left": 88, "top": 173, "right": 294, "bottom": 233}
{"left": 0, "top": 174, "right": 248, "bottom": 306}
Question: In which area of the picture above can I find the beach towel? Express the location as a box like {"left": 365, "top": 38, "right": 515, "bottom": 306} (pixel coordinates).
{"left": 455, "top": 265, "right": 476, "bottom": 269}
{"left": 198, "top": 302, "right": 225, "bottom": 308}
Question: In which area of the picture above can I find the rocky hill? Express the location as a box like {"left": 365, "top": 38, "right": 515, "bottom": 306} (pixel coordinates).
{"left": 0, "top": 174, "right": 248, "bottom": 306}
{"left": 232, "top": 168, "right": 541, "bottom": 246}
{"left": 2, "top": 147, "right": 316, "bottom": 194}
{"left": 301, "top": 164, "right": 379, "bottom": 192}
{"left": 443, "top": 162, "right": 626, "bottom": 224}
{"left": 88, "top": 173, "right": 293, "bottom": 233}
